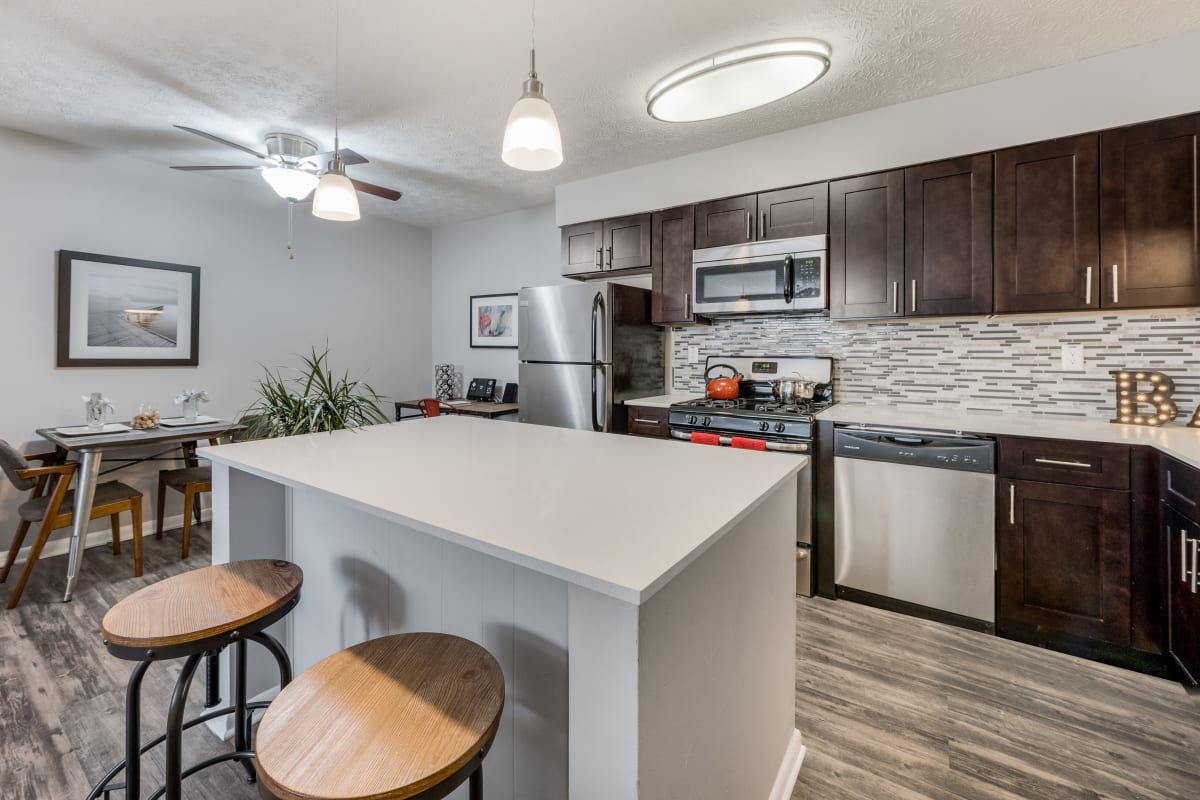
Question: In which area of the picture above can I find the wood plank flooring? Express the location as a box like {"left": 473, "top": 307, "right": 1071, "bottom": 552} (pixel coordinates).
{"left": 2, "top": 527, "right": 1198, "bottom": 799}
{"left": 793, "top": 598, "right": 1200, "bottom": 799}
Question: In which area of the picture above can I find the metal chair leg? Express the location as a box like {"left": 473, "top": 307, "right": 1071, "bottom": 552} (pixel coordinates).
{"left": 164, "top": 654, "right": 202, "bottom": 800}
{"left": 124, "top": 660, "right": 152, "bottom": 800}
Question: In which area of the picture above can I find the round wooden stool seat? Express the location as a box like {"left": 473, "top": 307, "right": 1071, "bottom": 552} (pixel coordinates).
{"left": 256, "top": 633, "right": 505, "bottom": 800}
{"left": 101, "top": 559, "right": 302, "bottom": 659}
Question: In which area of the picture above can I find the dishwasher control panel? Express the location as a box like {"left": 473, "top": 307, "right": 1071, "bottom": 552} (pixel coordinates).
{"left": 833, "top": 428, "right": 995, "bottom": 474}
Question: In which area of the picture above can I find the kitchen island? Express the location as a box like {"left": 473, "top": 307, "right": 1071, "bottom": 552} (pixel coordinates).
{"left": 202, "top": 415, "right": 806, "bottom": 800}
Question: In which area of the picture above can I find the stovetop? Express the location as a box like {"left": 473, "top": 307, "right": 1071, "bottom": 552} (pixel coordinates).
{"left": 672, "top": 396, "right": 834, "bottom": 422}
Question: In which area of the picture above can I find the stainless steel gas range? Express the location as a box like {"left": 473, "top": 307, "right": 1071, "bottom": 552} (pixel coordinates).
{"left": 668, "top": 356, "right": 834, "bottom": 597}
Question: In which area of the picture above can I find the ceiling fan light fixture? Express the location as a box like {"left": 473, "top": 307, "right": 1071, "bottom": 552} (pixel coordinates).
{"left": 261, "top": 167, "right": 320, "bottom": 201}
{"left": 646, "top": 38, "right": 831, "bottom": 123}
{"left": 312, "top": 166, "right": 360, "bottom": 221}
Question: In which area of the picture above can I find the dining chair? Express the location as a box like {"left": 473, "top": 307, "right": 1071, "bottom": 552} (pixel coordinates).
{"left": 155, "top": 437, "right": 221, "bottom": 560}
{"left": 419, "top": 398, "right": 458, "bottom": 417}
{"left": 0, "top": 440, "right": 144, "bottom": 610}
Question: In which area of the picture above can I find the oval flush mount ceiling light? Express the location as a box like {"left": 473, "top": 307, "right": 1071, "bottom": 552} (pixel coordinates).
{"left": 646, "top": 39, "right": 831, "bottom": 123}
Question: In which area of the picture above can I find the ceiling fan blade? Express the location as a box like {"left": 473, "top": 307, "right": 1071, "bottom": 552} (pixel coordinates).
{"left": 308, "top": 148, "right": 369, "bottom": 167}
{"left": 174, "top": 125, "right": 267, "bottom": 160}
{"left": 350, "top": 179, "right": 403, "bottom": 202}
{"left": 170, "top": 165, "right": 262, "bottom": 171}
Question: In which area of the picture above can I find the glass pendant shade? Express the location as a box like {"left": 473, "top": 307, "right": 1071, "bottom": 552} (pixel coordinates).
{"left": 312, "top": 171, "right": 360, "bottom": 221}
{"left": 502, "top": 49, "right": 563, "bottom": 172}
{"left": 261, "top": 167, "right": 320, "bottom": 201}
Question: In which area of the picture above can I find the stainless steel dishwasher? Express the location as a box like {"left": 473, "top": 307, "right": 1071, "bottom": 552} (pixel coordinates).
{"left": 833, "top": 426, "right": 996, "bottom": 626}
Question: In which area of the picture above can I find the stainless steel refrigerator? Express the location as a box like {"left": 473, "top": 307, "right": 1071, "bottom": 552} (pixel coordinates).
{"left": 518, "top": 282, "right": 665, "bottom": 432}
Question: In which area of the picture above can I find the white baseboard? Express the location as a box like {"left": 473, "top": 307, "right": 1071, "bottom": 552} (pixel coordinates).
{"left": 769, "top": 729, "right": 807, "bottom": 800}
{"left": 204, "top": 684, "right": 279, "bottom": 740}
{"left": 6, "top": 508, "right": 211, "bottom": 567}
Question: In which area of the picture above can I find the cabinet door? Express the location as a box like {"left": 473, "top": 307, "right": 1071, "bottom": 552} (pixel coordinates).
{"left": 829, "top": 171, "right": 904, "bottom": 319}
{"left": 651, "top": 205, "right": 698, "bottom": 325}
{"left": 758, "top": 183, "right": 828, "bottom": 240}
{"left": 904, "top": 154, "right": 993, "bottom": 316}
{"left": 1100, "top": 113, "right": 1200, "bottom": 308}
{"left": 561, "top": 220, "right": 604, "bottom": 277}
{"left": 626, "top": 405, "right": 669, "bottom": 438}
{"left": 1165, "top": 506, "right": 1200, "bottom": 683}
{"left": 604, "top": 213, "right": 652, "bottom": 271}
{"left": 997, "top": 480, "right": 1131, "bottom": 646}
{"left": 694, "top": 194, "right": 757, "bottom": 249}
{"left": 994, "top": 135, "right": 1100, "bottom": 313}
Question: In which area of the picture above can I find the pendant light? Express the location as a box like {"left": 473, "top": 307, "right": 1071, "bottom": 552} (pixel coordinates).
{"left": 501, "top": 0, "right": 563, "bottom": 171}
{"left": 313, "top": 0, "right": 361, "bottom": 221}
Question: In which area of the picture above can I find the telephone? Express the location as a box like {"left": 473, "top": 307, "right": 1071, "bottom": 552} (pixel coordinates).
{"left": 466, "top": 378, "right": 497, "bottom": 401}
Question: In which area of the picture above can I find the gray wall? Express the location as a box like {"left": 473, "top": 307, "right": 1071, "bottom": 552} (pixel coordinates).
{"left": 0, "top": 127, "right": 432, "bottom": 554}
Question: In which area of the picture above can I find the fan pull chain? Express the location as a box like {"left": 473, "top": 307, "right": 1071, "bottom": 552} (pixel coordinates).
{"left": 287, "top": 200, "right": 296, "bottom": 260}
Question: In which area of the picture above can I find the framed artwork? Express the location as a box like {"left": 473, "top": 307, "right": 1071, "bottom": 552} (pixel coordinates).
{"left": 56, "top": 250, "right": 201, "bottom": 367}
{"left": 469, "top": 292, "right": 518, "bottom": 349}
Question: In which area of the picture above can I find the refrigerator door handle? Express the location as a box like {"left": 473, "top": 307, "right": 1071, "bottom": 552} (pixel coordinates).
{"left": 591, "top": 291, "right": 606, "bottom": 432}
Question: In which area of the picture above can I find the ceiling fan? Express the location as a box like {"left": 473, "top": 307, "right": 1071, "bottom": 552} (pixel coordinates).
{"left": 169, "top": 125, "right": 403, "bottom": 207}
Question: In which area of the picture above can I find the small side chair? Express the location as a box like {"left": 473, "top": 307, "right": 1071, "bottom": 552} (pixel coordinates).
{"left": 0, "top": 440, "right": 144, "bottom": 609}
{"left": 155, "top": 436, "right": 224, "bottom": 559}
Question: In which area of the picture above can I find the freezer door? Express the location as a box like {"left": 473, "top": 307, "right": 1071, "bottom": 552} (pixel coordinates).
{"left": 519, "top": 283, "right": 610, "bottom": 364}
{"left": 518, "top": 362, "right": 612, "bottom": 431}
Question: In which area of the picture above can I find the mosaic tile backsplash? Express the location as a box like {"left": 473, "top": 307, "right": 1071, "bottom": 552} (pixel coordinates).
{"left": 670, "top": 310, "right": 1200, "bottom": 420}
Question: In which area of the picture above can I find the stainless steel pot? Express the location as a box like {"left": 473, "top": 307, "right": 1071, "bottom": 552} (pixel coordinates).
{"left": 772, "top": 377, "right": 816, "bottom": 403}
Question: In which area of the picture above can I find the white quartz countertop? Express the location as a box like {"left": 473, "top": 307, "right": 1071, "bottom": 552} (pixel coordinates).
{"left": 201, "top": 416, "right": 803, "bottom": 604}
{"left": 818, "top": 404, "right": 1200, "bottom": 469}
{"left": 623, "top": 391, "right": 703, "bottom": 409}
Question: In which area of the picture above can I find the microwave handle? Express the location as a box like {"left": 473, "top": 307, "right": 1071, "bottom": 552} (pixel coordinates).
{"left": 783, "top": 255, "right": 794, "bottom": 303}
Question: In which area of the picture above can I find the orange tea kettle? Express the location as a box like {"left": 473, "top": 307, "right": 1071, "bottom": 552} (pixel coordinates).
{"left": 705, "top": 363, "right": 743, "bottom": 400}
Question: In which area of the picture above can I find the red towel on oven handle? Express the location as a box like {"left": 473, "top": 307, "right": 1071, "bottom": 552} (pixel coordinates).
{"left": 730, "top": 436, "right": 767, "bottom": 451}
{"left": 690, "top": 432, "right": 721, "bottom": 446}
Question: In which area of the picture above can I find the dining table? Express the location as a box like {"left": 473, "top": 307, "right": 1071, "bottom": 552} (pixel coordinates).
{"left": 35, "top": 419, "right": 243, "bottom": 602}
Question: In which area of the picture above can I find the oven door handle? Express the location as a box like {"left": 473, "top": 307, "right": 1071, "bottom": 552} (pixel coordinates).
{"left": 669, "top": 430, "right": 808, "bottom": 453}
{"left": 783, "top": 255, "right": 794, "bottom": 304}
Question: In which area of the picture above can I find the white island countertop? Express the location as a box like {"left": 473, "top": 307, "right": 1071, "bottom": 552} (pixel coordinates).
{"left": 202, "top": 415, "right": 803, "bottom": 604}
{"left": 819, "top": 403, "right": 1200, "bottom": 469}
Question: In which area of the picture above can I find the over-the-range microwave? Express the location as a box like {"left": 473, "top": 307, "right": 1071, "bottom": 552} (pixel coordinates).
{"left": 691, "top": 235, "right": 827, "bottom": 315}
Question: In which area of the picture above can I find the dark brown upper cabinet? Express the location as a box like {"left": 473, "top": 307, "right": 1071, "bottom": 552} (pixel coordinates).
{"left": 994, "top": 134, "right": 1100, "bottom": 313}
{"left": 561, "top": 220, "right": 604, "bottom": 277}
{"left": 651, "top": 205, "right": 702, "bottom": 325}
{"left": 1101, "top": 113, "right": 1200, "bottom": 309}
{"left": 904, "top": 154, "right": 994, "bottom": 316}
{"left": 603, "top": 213, "right": 652, "bottom": 271}
{"left": 694, "top": 194, "right": 757, "bottom": 249}
{"left": 758, "top": 183, "right": 828, "bottom": 240}
{"left": 829, "top": 171, "right": 904, "bottom": 319}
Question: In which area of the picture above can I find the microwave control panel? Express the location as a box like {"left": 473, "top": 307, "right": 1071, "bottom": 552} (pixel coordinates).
{"left": 792, "top": 256, "right": 824, "bottom": 299}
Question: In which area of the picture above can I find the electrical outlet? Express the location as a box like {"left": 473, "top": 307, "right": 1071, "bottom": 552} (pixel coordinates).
{"left": 687, "top": 346, "right": 699, "bottom": 363}
{"left": 1061, "top": 344, "right": 1085, "bottom": 371}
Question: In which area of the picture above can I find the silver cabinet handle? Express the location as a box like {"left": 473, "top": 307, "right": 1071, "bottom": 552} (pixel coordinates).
{"left": 911, "top": 279, "right": 917, "bottom": 313}
{"left": 1033, "top": 457, "right": 1093, "bottom": 469}
{"left": 1183, "top": 529, "right": 1190, "bottom": 583}
{"left": 745, "top": 211, "right": 751, "bottom": 239}
{"left": 633, "top": 418, "right": 660, "bottom": 425}
{"left": 1168, "top": 476, "right": 1198, "bottom": 507}
{"left": 1085, "top": 266, "right": 1093, "bottom": 305}
{"left": 595, "top": 248, "right": 602, "bottom": 268}
{"left": 1009, "top": 484, "right": 1015, "bottom": 525}
{"left": 684, "top": 291, "right": 690, "bottom": 318}
{"left": 606, "top": 246, "right": 613, "bottom": 268}
{"left": 1112, "top": 264, "right": 1119, "bottom": 303}
{"left": 1192, "top": 538, "right": 1198, "bottom": 594}
{"left": 892, "top": 281, "right": 898, "bottom": 314}
{"left": 761, "top": 211, "right": 767, "bottom": 238}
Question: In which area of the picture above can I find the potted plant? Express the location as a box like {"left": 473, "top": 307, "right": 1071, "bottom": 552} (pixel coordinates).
{"left": 243, "top": 346, "right": 387, "bottom": 438}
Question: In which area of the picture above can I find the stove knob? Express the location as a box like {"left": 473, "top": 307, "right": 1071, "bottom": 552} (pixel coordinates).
{"left": 687, "top": 415, "right": 697, "bottom": 425}
{"left": 775, "top": 422, "right": 786, "bottom": 433}
{"left": 759, "top": 421, "right": 770, "bottom": 432}
{"left": 702, "top": 416, "right": 711, "bottom": 426}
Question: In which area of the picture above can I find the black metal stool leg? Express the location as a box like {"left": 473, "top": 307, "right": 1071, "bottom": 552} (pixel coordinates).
{"left": 233, "top": 638, "right": 257, "bottom": 783}
{"left": 470, "top": 764, "right": 483, "bottom": 800}
{"left": 164, "top": 653, "right": 202, "bottom": 800}
{"left": 250, "top": 630, "right": 293, "bottom": 688}
{"left": 123, "top": 660, "right": 151, "bottom": 800}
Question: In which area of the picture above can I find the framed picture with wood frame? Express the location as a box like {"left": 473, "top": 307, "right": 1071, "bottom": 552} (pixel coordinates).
{"left": 56, "top": 250, "right": 201, "bottom": 367}
{"left": 469, "top": 292, "right": 518, "bottom": 349}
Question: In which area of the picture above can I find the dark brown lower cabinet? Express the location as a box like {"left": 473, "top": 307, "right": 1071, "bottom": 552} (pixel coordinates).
{"left": 997, "top": 479, "right": 1131, "bottom": 647}
{"left": 1165, "top": 506, "right": 1200, "bottom": 683}
{"left": 625, "top": 405, "right": 669, "bottom": 438}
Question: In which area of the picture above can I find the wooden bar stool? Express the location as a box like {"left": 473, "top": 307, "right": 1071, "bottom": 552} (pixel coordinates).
{"left": 87, "top": 559, "right": 303, "bottom": 800}
{"left": 255, "top": 633, "right": 505, "bottom": 800}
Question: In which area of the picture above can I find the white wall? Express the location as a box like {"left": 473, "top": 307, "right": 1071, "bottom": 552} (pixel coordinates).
{"left": 556, "top": 29, "right": 1200, "bottom": 225}
{"left": 0, "top": 127, "right": 432, "bottom": 555}
{"left": 431, "top": 204, "right": 563, "bottom": 391}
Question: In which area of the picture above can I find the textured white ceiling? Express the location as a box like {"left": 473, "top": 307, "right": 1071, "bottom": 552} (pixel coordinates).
{"left": 2, "top": 0, "right": 1198, "bottom": 228}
